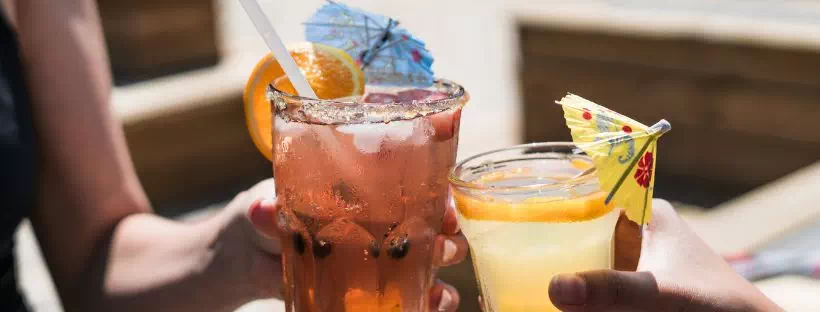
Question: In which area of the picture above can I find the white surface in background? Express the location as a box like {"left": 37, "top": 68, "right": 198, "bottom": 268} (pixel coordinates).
{"left": 756, "top": 275, "right": 820, "bottom": 312}
{"left": 684, "top": 162, "right": 820, "bottom": 255}
{"left": 14, "top": 221, "right": 61, "bottom": 312}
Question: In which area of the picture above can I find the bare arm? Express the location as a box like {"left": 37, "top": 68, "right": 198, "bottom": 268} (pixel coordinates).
{"left": 16, "top": 0, "right": 273, "bottom": 310}
{"left": 13, "top": 1, "right": 469, "bottom": 311}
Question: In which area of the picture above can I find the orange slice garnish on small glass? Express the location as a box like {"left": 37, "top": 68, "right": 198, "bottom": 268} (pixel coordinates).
{"left": 243, "top": 42, "right": 365, "bottom": 161}
{"left": 452, "top": 156, "right": 613, "bottom": 222}
{"left": 453, "top": 190, "right": 614, "bottom": 223}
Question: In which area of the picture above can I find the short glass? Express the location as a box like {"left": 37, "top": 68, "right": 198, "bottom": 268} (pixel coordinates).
{"left": 450, "top": 142, "right": 619, "bottom": 312}
{"left": 270, "top": 80, "right": 468, "bottom": 311}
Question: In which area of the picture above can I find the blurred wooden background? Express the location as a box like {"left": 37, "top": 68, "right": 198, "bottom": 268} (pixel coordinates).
{"left": 520, "top": 25, "right": 820, "bottom": 207}
{"left": 98, "top": 0, "right": 220, "bottom": 85}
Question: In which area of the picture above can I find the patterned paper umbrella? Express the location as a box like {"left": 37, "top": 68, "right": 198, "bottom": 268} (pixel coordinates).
{"left": 557, "top": 94, "right": 671, "bottom": 225}
{"left": 305, "top": 0, "right": 434, "bottom": 87}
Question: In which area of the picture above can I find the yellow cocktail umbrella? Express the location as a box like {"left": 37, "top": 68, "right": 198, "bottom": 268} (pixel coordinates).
{"left": 557, "top": 94, "right": 671, "bottom": 225}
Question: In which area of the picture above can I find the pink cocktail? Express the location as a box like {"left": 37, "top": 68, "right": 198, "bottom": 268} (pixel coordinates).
{"left": 271, "top": 81, "right": 467, "bottom": 311}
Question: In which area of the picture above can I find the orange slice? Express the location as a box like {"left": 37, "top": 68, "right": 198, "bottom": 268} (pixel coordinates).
{"left": 452, "top": 189, "right": 614, "bottom": 223}
{"left": 344, "top": 287, "right": 402, "bottom": 312}
{"left": 243, "top": 42, "right": 365, "bottom": 161}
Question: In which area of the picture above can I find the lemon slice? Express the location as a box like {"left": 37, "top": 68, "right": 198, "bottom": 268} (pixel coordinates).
{"left": 243, "top": 42, "right": 365, "bottom": 161}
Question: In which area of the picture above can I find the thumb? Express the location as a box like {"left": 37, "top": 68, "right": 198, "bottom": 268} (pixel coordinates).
{"left": 247, "top": 198, "right": 282, "bottom": 255}
{"left": 549, "top": 270, "right": 660, "bottom": 312}
{"left": 248, "top": 198, "right": 280, "bottom": 238}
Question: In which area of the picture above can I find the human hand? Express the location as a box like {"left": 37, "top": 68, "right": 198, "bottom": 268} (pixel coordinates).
{"left": 548, "top": 199, "right": 783, "bottom": 312}
{"left": 208, "top": 179, "right": 284, "bottom": 303}
{"left": 245, "top": 180, "right": 469, "bottom": 311}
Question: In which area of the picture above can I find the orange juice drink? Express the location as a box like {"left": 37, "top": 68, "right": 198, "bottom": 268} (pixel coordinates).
{"left": 450, "top": 143, "right": 618, "bottom": 312}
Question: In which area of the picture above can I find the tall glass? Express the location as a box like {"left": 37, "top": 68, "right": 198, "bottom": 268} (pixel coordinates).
{"left": 270, "top": 80, "right": 467, "bottom": 311}
{"left": 450, "top": 143, "right": 619, "bottom": 312}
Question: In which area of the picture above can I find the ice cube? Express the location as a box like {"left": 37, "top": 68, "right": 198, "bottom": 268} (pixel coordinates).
{"left": 381, "top": 217, "right": 434, "bottom": 260}
{"left": 383, "top": 120, "right": 414, "bottom": 141}
{"left": 336, "top": 120, "right": 417, "bottom": 154}
{"left": 275, "top": 207, "right": 312, "bottom": 256}
{"left": 312, "top": 218, "right": 380, "bottom": 306}
{"left": 336, "top": 123, "right": 386, "bottom": 154}
{"left": 314, "top": 218, "right": 378, "bottom": 260}
{"left": 410, "top": 118, "right": 432, "bottom": 146}
{"left": 274, "top": 116, "right": 308, "bottom": 136}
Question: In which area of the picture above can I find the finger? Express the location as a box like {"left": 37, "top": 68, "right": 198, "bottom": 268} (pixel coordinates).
{"left": 441, "top": 195, "right": 461, "bottom": 235}
{"left": 248, "top": 198, "right": 279, "bottom": 239}
{"left": 226, "top": 178, "right": 276, "bottom": 215}
{"left": 647, "top": 199, "right": 679, "bottom": 233}
{"left": 428, "top": 280, "right": 460, "bottom": 312}
{"left": 434, "top": 233, "right": 468, "bottom": 267}
{"left": 613, "top": 210, "right": 641, "bottom": 271}
{"left": 613, "top": 198, "right": 678, "bottom": 270}
{"left": 549, "top": 270, "right": 659, "bottom": 312}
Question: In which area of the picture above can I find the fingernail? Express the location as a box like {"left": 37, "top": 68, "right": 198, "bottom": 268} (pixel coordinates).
{"left": 437, "top": 288, "right": 453, "bottom": 312}
{"left": 248, "top": 201, "right": 262, "bottom": 219}
{"left": 550, "top": 274, "right": 587, "bottom": 305}
{"left": 250, "top": 199, "right": 275, "bottom": 222}
{"left": 442, "top": 239, "right": 457, "bottom": 264}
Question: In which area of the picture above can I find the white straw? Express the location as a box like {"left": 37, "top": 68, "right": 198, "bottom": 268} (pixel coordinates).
{"left": 238, "top": 0, "right": 362, "bottom": 187}
{"left": 238, "top": 0, "right": 318, "bottom": 98}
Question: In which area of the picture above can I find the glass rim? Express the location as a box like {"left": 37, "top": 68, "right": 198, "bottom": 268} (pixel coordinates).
{"left": 268, "top": 79, "right": 468, "bottom": 125}
{"left": 448, "top": 142, "right": 598, "bottom": 192}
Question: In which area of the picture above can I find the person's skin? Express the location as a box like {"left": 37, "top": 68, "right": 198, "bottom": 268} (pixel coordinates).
{"left": 8, "top": 0, "right": 467, "bottom": 311}
{"left": 548, "top": 199, "right": 784, "bottom": 312}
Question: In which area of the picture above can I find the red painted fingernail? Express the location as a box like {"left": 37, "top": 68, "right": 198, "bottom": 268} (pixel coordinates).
{"left": 248, "top": 200, "right": 262, "bottom": 217}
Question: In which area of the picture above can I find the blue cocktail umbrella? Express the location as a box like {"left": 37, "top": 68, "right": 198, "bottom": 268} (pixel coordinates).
{"left": 305, "top": 0, "right": 435, "bottom": 87}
